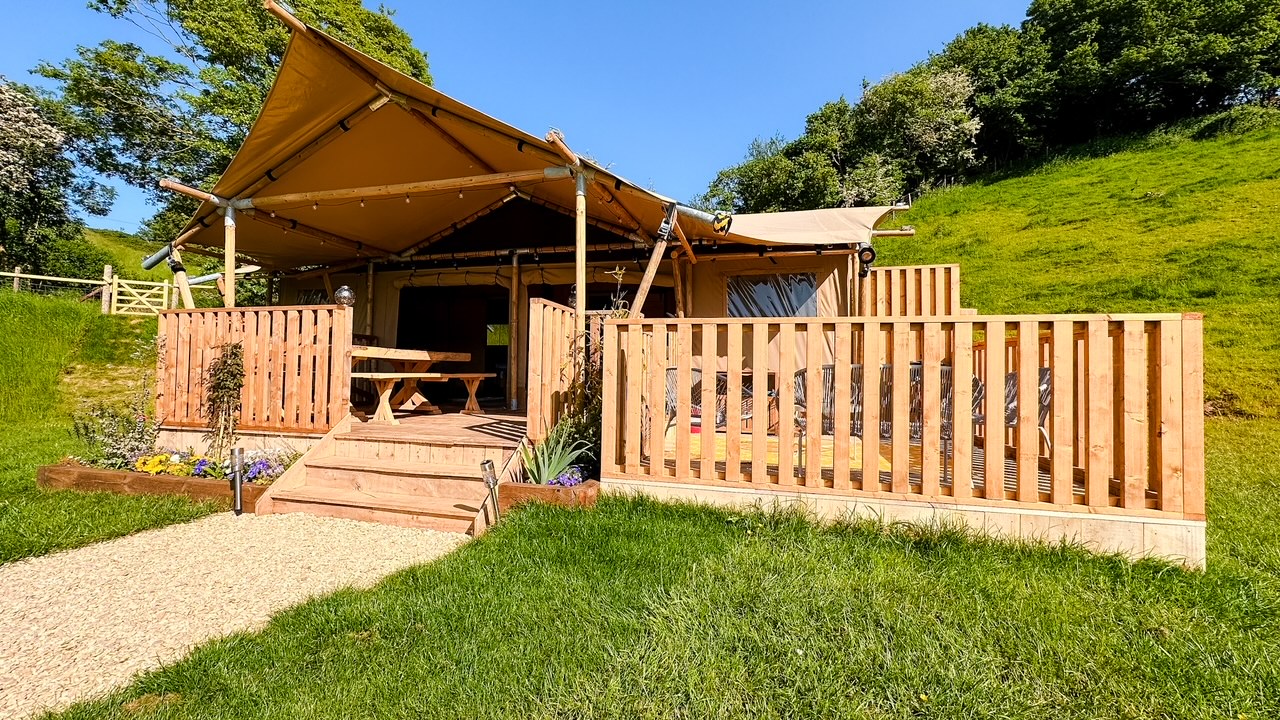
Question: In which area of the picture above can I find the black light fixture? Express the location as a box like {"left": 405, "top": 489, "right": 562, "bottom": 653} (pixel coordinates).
{"left": 856, "top": 243, "right": 877, "bottom": 278}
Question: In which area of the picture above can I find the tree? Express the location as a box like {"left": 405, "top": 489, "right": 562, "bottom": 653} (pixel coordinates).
{"left": 37, "top": 0, "right": 430, "bottom": 244}
{"left": 1027, "top": 0, "right": 1280, "bottom": 141}
{"left": 0, "top": 78, "right": 112, "bottom": 275}
{"left": 930, "top": 23, "right": 1056, "bottom": 163}
{"left": 851, "top": 68, "right": 983, "bottom": 186}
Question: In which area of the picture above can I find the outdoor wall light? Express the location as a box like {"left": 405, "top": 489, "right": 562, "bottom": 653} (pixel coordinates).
{"left": 481, "top": 459, "right": 500, "bottom": 522}
{"left": 333, "top": 285, "right": 356, "bottom": 306}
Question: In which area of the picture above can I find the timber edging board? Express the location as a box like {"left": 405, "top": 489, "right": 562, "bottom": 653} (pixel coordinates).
{"left": 37, "top": 463, "right": 267, "bottom": 512}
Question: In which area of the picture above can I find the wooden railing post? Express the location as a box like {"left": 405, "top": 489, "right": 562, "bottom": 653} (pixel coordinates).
{"left": 101, "top": 265, "right": 113, "bottom": 314}
{"left": 1180, "top": 313, "right": 1205, "bottom": 519}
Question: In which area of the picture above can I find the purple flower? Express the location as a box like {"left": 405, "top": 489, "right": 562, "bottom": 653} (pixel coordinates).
{"left": 549, "top": 466, "right": 585, "bottom": 487}
{"left": 194, "top": 458, "right": 211, "bottom": 476}
{"left": 246, "top": 458, "right": 272, "bottom": 480}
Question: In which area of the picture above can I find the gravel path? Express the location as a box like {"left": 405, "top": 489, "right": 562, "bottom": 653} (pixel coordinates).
{"left": 0, "top": 513, "right": 467, "bottom": 718}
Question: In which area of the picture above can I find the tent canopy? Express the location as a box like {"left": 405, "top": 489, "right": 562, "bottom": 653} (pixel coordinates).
{"left": 171, "top": 16, "right": 902, "bottom": 269}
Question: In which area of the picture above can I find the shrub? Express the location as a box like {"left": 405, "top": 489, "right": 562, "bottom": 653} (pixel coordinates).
{"left": 73, "top": 402, "right": 158, "bottom": 470}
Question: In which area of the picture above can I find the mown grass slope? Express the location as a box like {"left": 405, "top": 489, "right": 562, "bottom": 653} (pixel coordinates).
{"left": 0, "top": 292, "right": 218, "bottom": 563}
{"left": 84, "top": 228, "right": 170, "bottom": 282}
{"left": 878, "top": 114, "right": 1280, "bottom": 418}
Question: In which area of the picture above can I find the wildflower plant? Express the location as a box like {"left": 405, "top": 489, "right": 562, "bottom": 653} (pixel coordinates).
{"left": 73, "top": 402, "right": 158, "bottom": 470}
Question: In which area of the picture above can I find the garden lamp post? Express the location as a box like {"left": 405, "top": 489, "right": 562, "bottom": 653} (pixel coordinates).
{"left": 230, "top": 447, "right": 244, "bottom": 516}
{"left": 481, "top": 459, "right": 500, "bottom": 522}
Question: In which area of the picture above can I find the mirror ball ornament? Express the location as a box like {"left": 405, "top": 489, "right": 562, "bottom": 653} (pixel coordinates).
{"left": 333, "top": 285, "right": 356, "bottom": 306}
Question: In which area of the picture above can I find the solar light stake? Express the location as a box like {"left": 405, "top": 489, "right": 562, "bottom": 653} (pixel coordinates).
{"left": 480, "top": 459, "right": 500, "bottom": 522}
{"left": 230, "top": 447, "right": 245, "bottom": 516}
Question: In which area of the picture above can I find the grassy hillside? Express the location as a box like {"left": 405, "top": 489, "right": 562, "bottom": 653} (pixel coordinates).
{"left": 879, "top": 114, "right": 1280, "bottom": 418}
{"left": 0, "top": 292, "right": 217, "bottom": 562}
{"left": 84, "top": 228, "right": 171, "bottom": 282}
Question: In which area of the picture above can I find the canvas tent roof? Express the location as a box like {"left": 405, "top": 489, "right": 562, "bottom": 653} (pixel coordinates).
{"left": 171, "top": 13, "right": 902, "bottom": 269}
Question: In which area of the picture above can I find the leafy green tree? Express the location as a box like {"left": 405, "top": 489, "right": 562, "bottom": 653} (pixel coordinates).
{"left": 0, "top": 78, "right": 112, "bottom": 275}
{"left": 929, "top": 23, "right": 1055, "bottom": 163}
{"left": 1027, "top": 0, "right": 1280, "bottom": 141}
{"left": 37, "top": 0, "right": 430, "bottom": 244}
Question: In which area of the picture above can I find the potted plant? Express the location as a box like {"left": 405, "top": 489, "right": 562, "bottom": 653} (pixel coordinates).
{"left": 499, "top": 422, "right": 600, "bottom": 513}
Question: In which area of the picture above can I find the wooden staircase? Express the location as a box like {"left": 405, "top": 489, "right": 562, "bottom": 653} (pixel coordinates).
{"left": 259, "top": 413, "right": 523, "bottom": 534}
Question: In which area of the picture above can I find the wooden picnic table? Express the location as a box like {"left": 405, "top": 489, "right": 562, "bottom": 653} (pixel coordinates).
{"left": 351, "top": 346, "right": 469, "bottom": 415}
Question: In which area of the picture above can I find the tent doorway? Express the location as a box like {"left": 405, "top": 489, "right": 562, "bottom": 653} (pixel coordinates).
{"left": 396, "top": 286, "right": 511, "bottom": 407}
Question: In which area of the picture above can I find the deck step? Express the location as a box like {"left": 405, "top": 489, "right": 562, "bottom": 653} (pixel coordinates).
{"left": 271, "top": 486, "right": 480, "bottom": 533}
{"left": 303, "top": 457, "right": 491, "bottom": 497}
{"left": 307, "top": 456, "right": 487, "bottom": 478}
{"left": 336, "top": 430, "right": 521, "bottom": 450}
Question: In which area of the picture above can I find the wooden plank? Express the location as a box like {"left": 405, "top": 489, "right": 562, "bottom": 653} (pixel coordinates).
{"left": 919, "top": 268, "right": 933, "bottom": 318}
{"left": 832, "top": 322, "right": 853, "bottom": 490}
{"left": 921, "top": 322, "right": 942, "bottom": 496}
{"left": 700, "top": 323, "right": 717, "bottom": 481}
{"left": 984, "top": 320, "right": 1006, "bottom": 500}
{"left": 804, "top": 322, "right": 824, "bottom": 486}
{"left": 600, "top": 322, "right": 619, "bottom": 474}
{"left": 626, "top": 324, "right": 645, "bottom": 475}
{"left": 242, "top": 311, "right": 259, "bottom": 427}
{"left": 269, "top": 309, "right": 286, "bottom": 428}
{"left": 725, "top": 323, "right": 744, "bottom": 483}
{"left": 949, "top": 266, "right": 961, "bottom": 316}
{"left": 313, "top": 309, "right": 331, "bottom": 431}
{"left": 1180, "top": 314, "right": 1205, "bottom": 518}
{"left": 1122, "top": 320, "right": 1147, "bottom": 509}
{"left": 891, "top": 323, "right": 911, "bottom": 493}
{"left": 777, "top": 323, "right": 797, "bottom": 485}
{"left": 1159, "top": 319, "right": 1184, "bottom": 514}
{"left": 1051, "top": 320, "right": 1075, "bottom": 504}
{"left": 527, "top": 303, "right": 544, "bottom": 439}
{"left": 332, "top": 306, "right": 353, "bottom": 427}
{"left": 751, "top": 322, "right": 769, "bottom": 483}
{"left": 952, "top": 321, "right": 974, "bottom": 498}
{"left": 861, "top": 321, "right": 881, "bottom": 491}
{"left": 1085, "top": 319, "right": 1112, "bottom": 506}
{"left": 298, "top": 309, "right": 316, "bottom": 430}
{"left": 649, "top": 325, "right": 669, "bottom": 478}
{"left": 934, "top": 267, "right": 947, "bottom": 315}
{"left": 675, "top": 323, "right": 693, "bottom": 478}
{"left": 1017, "top": 321, "right": 1039, "bottom": 503}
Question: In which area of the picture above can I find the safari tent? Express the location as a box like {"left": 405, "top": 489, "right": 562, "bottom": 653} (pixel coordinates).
{"left": 149, "top": 1, "right": 1207, "bottom": 567}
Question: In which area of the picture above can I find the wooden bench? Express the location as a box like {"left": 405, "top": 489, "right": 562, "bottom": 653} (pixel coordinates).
{"left": 351, "top": 372, "right": 497, "bottom": 423}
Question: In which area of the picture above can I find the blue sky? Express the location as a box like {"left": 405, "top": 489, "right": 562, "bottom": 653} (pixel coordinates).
{"left": 1, "top": 0, "right": 1030, "bottom": 234}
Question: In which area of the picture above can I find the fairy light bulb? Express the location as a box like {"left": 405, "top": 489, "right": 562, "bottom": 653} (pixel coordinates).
{"left": 405, "top": 195, "right": 410, "bottom": 204}
{"left": 360, "top": 199, "right": 365, "bottom": 208}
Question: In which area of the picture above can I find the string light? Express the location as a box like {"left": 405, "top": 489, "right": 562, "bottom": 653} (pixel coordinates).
{"left": 313, "top": 202, "right": 319, "bottom": 210}
{"left": 405, "top": 195, "right": 411, "bottom": 204}
{"left": 269, "top": 211, "right": 276, "bottom": 218}
{"left": 360, "top": 199, "right": 365, "bottom": 208}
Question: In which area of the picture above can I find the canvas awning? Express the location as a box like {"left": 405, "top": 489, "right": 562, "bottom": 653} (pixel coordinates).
{"left": 167, "top": 12, "right": 903, "bottom": 269}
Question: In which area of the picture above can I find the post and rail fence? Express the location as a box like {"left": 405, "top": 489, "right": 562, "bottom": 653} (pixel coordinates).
{"left": 2, "top": 265, "right": 216, "bottom": 316}
{"left": 598, "top": 313, "right": 1205, "bottom": 524}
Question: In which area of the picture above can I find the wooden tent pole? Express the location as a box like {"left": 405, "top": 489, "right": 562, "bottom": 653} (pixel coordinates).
{"left": 169, "top": 248, "right": 196, "bottom": 309}
{"left": 670, "top": 251, "right": 686, "bottom": 318}
{"left": 365, "top": 261, "right": 375, "bottom": 335}
{"left": 628, "top": 238, "right": 668, "bottom": 319}
{"left": 507, "top": 253, "right": 521, "bottom": 408}
{"left": 222, "top": 207, "right": 237, "bottom": 307}
{"left": 574, "top": 170, "right": 587, "bottom": 346}
{"left": 246, "top": 168, "right": 568, "bottom": 211}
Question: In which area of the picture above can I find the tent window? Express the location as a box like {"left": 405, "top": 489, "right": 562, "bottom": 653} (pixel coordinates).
{"left": 726, "top": 273, "right": 819, "bottom": 317}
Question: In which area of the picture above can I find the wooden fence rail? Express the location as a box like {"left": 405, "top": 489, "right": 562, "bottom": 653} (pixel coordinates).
{"left": 856, "top": 264, "right": 964, "bottom": 317}
{"left": 526, "top": 299, "right": 578, "bottom": 442}
{"left": 599, "top": 313, "right": 1204, "bottom": 521}
{"left": 156, "top": 305, "right": 353, "bottom": 433}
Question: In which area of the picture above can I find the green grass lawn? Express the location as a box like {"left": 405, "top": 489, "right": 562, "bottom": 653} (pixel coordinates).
{"left": 0, "top": 292, "right": 219, "bottom": 564}
{"left": 48, "top": 444, "right": 1280, "bottom": 719}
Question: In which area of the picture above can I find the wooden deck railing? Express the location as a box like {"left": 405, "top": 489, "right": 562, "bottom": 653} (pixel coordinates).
{"left": 599, "top": 314, "right": 1204, "bottom": 521}
{"left": 526, "top": 299, "right": 578, "bottom": 442}
{"left": 857, "top": 264, "right": 964, "bottom": 317}
{"left": 156, "top": 305, "right": 353, "bottom": 433}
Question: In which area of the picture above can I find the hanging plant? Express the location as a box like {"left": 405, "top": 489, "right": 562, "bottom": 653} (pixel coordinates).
{"left": 203, "top": 342, "right": 245, "bottom": 461}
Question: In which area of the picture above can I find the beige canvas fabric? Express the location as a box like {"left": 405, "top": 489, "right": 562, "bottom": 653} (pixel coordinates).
{"left": 173, "top": 22, "right": 899, "bottom": 269}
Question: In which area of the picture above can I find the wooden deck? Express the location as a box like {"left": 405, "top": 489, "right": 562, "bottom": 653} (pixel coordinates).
{"left": 345, "top": 409, "right": 527, "bottom": 447}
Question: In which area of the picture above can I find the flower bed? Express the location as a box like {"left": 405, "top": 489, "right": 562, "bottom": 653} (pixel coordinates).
{"left": 36, "top": 462, "right": 270, "bottom": 512}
